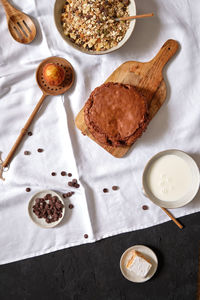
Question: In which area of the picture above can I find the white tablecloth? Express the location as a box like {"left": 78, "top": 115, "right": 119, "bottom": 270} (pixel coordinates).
{"left": 0, "top": 0, "right": 200, "bottom": 264}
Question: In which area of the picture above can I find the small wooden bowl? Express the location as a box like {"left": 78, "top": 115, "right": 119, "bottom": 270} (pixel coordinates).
{"left": 36, "top": 56, "right": 74, "bottom": 96}
{"left": 54, "top": 0, "right": 136, "bottom": 55}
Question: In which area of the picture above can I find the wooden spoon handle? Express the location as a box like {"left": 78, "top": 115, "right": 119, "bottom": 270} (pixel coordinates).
{"left": 161, "top": 207, "right": 183, "bottom": 229}
{"left": 117, "top": 13, "right": 154, "bottom": 21}
{"left": 2, "top": 93, "right": 46, "bottom": 168}
{"left": 0, "top": 0, "right": 16, "bottom": 17}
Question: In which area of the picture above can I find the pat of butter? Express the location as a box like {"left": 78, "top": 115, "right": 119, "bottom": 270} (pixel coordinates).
{"left": 126, "top": 250, "right": 152, "bottom": 278}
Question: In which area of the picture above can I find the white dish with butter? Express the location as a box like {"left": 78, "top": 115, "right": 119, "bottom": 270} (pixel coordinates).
{"left": 143, "top": 150, "right": 200, "bottom": 208}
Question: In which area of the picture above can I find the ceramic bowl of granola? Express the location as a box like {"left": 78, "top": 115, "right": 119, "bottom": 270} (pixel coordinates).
{"left": 54, "top": 0, "right": 136, "bottom": 55}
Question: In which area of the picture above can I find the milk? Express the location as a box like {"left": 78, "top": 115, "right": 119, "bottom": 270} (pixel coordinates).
{"left": 147, "top": 154, "right": 192, "bottom": 202}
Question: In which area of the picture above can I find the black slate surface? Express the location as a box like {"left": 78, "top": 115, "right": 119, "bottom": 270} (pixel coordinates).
{"left": 0, "top": 212, "right": 199, "bottom": 300}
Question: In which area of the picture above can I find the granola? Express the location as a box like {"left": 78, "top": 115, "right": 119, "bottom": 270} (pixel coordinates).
{"left": 61, "top": 0, "right": 130, "bottom": 51}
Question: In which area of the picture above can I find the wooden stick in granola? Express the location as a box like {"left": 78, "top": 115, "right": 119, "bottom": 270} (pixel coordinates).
{"left": 116, "top": 13, "right": 154, "bottom": 21}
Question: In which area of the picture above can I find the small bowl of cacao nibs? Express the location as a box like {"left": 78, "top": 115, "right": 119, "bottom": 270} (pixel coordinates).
{"left": 28, "top": 190, "right": 65, "bottom": 228}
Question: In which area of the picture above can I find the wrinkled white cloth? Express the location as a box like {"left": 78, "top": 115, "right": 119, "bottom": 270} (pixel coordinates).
{"left": 0, "top": 0, "right": 200, "bottom": 264}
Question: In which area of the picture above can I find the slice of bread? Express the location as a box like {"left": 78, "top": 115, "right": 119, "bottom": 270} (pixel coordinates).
{"left": 126, "top": 250, "right": 152, "bottom": 278}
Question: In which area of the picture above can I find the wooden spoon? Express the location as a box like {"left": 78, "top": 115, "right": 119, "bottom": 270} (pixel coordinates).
{"left": 142, "top": 189, "right": 183, "bottom": 229}
{"left": 115, "top": 13, "right": 154, "bottom": 22}
{"left": 0, "top": 0, "right": 36, "bottom": 43}
{"left": 0, "top": 57, "right": 75, "bottom": 180}
{"left": 161, "top": 207, "right": 183, "bottom": 229}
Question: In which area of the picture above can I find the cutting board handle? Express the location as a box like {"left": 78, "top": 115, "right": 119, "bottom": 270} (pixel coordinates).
{"left": 134, "top": 39, "right": 179, "bottom": 103}
{"left": 150, "top": 39, "right": 179, "bottom": 72}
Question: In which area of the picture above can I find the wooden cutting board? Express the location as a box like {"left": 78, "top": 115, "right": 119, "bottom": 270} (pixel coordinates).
{"left": 75, "top": 39, "right": 179, "bottom": 158}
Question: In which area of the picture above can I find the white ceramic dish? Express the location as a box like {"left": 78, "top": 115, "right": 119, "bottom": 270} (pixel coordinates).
{"left": 120, "top": 245, "right": 158, "bottom": 283}
{"left": 28, "top": 190, "right": 65, "bottom": 228}
{"left": 142, "top": 150, "right": 200, "bottom": 209}
{"left": 54, "top": 0, "right": 136, "bottom": 55}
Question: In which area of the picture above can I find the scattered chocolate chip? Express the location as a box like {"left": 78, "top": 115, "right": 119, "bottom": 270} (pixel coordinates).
{"left": 103, "top": 188, "right": 109, "bottom": 193}
{"left": 37, "top": 148, "right": 44, "bottom": 153}
{"left": 26, "top": 187, "right": 31, "bottom": 192}
{"left": 51, "top": 172, "right": 56, "bottom": 176}
{"left": 68, "top": 173, "right": 72, "bottom": 177}
{"left": 63, "top": 191, "right": 74, "bottom": 198}
{"left": 142, "top": 205, "right": 149, "bottom": 210}
{"left": 84, "top": 234, "right": 88, "bottom": 239}
{"left": 112, "top": 186, "right": 119, "bottom": 191}
{"left": 61, "top": 171, "right": 67, "bottom": 176}
{"left": 69, "top": 204, "right": 74, "bottom": 209}
{"left": 28, "top": 131, "right": 32, "bottom": 136}
{"left": 24, "top": 151, "right": 30, "bottom": 155}
{"left": 68, "top": 179, "right": 80, "bottom": 188}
